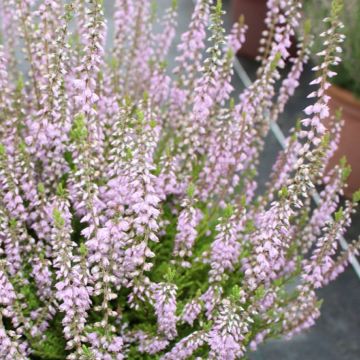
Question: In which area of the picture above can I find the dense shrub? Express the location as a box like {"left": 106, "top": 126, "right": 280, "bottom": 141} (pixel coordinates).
{"left": 0, "top": 0, "right": 358, "bottom": 359}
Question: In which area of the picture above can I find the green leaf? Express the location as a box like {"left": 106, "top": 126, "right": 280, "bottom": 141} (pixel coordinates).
{"left": 226, "top": 48, "right": 234, "bottom": 61}
{"left": 335, "top": 207, "right": 344, "bottom": 222}
{"left": 270, "top": 52, "right": 282, "bottom": 72}
{"left": 9, "top": 218, "right": 17, "bottom": 229}
{"left": 352, "top": 189, "right": 360, "bottom": 203}
{"left": 56, "top": 183, "right": 66, "bottom": 197}
{"left": 37, "top": 182, "right": 45, "bottom": 194}
{"left": 82, "top": 345, "right": 93, "bottom": 357}
{"left": 53, "top": 208, "right": 65, "bottom": 228}
{"left": 64, "top": 150, "right": 76, "bottom": 171}
{"left": 136, "top": 110, "right": 145, "bottom": 123}
{"left": 229, "top": 285, "right": 241, "bottom": 302}
{"left": 164, "top": 266, "right": 176, "bottom": 282}
{"left": 187, "top": 182, "right": 195, "bottom": 198}
{"left": 216, "top": 0, "right": 222, "bottom": 13}
{"left": 125, "top": 147, "right": 133, "bottom": 161}
{"left": 203, "top": 320, "right": 213, "bottom": 332}
{"left": 18, "top": 140, "right": 27, "bottom": 154}
{"left": 304, "top": 19, "right": 312, "bottom": 34}
{"left": 79, "top": 243, "right": 88, "bottom": 257}
{"left": 335, "top": 108, "right": 342, "bottom": 120}
{"left": 0, "top": 144, "right": 6, "bottom": 156}
{"left": 254, "top": 285, "right": 265, "bottom": 300}
{"left": 244, "top": 219, "right": 256, "bottom": 233}
{"left": 278, "top": 186, "right": 289, "bottom": 199}
{"left": 150, "top": 119, "right": 157, "bottom": 129}
{"left": 331, "top": 0, "right": 343, "bottom": 18}
{"left": 223, "top": 204, "right": 234, "bottom": 218}
{"left": 70, "top": 114, "right": 88, "bottom": 141}
{"left": 16, "top": 75, "right": 24, "bottom": 92}
{"left": 238, "top": 14, "right": 245, "bottom": 26}
{"left": 321, "top": 133, "right": 330, "bottom": 148}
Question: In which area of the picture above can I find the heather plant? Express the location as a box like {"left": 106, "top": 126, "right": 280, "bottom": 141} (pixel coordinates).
{"left": 0, "top": 0, "right": 359, "bottom": 359}
{"left": 304, "top": 0, "right": 360, "bottom": 96}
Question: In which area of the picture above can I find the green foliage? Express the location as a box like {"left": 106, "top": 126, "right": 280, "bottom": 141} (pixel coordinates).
{"left": 164, "top": 266, "right": 177, "bottom": 283}
{"left": 303, "top": 19, "right": 312, "bottom": 35}
{"left": 37, "top": 182, "right": 45, "bottom": 194}
{"left": 30, "top": 314, "right": 68, "bottom": 360}
{"left": 320, "top": 133, "right": 330, "bottom": 149}
{"left": 278, "top": 186, "right": 289, "bottom": 200}
{"left": 64, "top": 150, "right": 76, "bottom": 171}
{"left": 244, "top": 219, "right": 256, "bottom": 234}
{"left": 149, "top": 119, "right": 157, "bottom": 129}
{"left": 9, "top": 218, "right": 18, "bottom": 229}
{"left": 81, "top": 345, "right": 93, "bottom": 358}
{"left": 56, "top": 183, "right": 66, "bottom": 197}
{"left": 70, "top": 114, "right": 88, "bottom": 142}
{"left": 64, "top": 3, "right": 74, "bottom": 23}
{"left": 215, "top": 0, "right": 222, "bottom": 14}
{"left": 53, "top": 208, "right": 65, "bottom": 228}
{"left": 223, "top": 203, "right": 234, "bottom": 218}
{"left": 16, "top": 74, "right": 24, "bottom": 92}
{"left": 151, "top": 1, "right": 158, "bottom": 23}
{"left": 19, "top": 280, "right": 41, "bottom": 317}
{"left": 0, "top": 143, "right": 6, "bottom": 156}
{"left": 229, "top": 285, "right": 241, "bottom": 303}
{"left": 186, "top": 183, "right": 196, "bottom": 198}
{"left": 331, "top": 0, "right": 343, "bottom": 18}
{"left": 340, "top": 157, "right": 352, "bottom": 181}
{"left": 79, "top": 242, "right": 88, "bottom": 257}
{"left": 335, "top": 207, "right": 344, "bottom": 222}
{"left": 352, "top": 189, "right": 360, "bottom": 203}
{"left": 270, "top": 53, "right": 282, "bottom": 72}
{"left": 135, "top": 109, "right": 145, "bottom": 124}
{"left": 229, "top": 97, "right": 235, "bottom": 110}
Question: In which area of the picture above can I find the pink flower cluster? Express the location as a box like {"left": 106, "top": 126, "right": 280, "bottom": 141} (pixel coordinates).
{"left": 0, "top": 0, "right": 358, "bottom": 359}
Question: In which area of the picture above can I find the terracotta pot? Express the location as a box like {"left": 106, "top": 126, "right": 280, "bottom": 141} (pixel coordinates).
{"left": 230, "top": 0, "right": 297, "bottom": 59}
{"left": 326, "top": 85, "right": 360, "bottom": 196}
